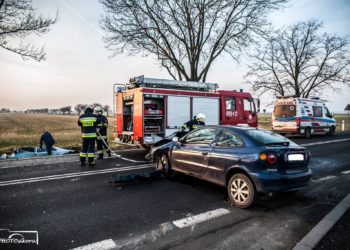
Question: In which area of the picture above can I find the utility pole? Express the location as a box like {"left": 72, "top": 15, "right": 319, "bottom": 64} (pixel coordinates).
{"left": 345, "top": 104, "right": 350, "bottom": 130}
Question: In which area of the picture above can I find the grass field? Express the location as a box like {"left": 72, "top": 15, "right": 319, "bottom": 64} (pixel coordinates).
{"left": 0, "top": 113, "right": 349, "bottom": 154}
{"left": 0, "top": 114, "right": 115, "bottom": 154}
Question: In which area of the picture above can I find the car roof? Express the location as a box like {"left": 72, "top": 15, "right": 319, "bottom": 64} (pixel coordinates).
{"left": 203, "top": 125, "right": 260, "bottom": 131}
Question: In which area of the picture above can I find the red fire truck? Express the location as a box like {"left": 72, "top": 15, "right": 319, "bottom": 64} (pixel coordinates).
{"left": 114, "top": 76, "right": 259, "bottom": 146}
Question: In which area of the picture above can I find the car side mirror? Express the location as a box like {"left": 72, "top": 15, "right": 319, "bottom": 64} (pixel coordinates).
{"left": 172, "top": 136, "right": 179, "bottom": 142}
{"left": 331, "top": 113, "right": 334, "bottom": 118}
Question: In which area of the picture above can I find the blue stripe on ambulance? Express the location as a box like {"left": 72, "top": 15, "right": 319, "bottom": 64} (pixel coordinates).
{"left": 274, "top": 116, "right": 335, "bottom": 123}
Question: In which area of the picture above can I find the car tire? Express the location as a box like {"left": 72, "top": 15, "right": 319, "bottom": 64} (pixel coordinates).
{"left": 304, "top": 127, "right": 311, "bottom": 139}
{"left": 227, "top": 173, "right": 255, "bottom": 209}
{"left": 157, "top": 153, "right": 172, "bottom": 177}
{"left": 328, "top": 126, "right": 335, "bottom": 136}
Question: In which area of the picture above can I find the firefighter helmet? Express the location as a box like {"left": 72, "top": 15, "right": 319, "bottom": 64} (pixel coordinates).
{"left": 85, "top": 106, "right": 94, "bottom": 113}
{"left": 196, "top": 113, "right": 206, "bottom": 122}
{"left": 94, "top": 106, "right": 103, "bottom": 114}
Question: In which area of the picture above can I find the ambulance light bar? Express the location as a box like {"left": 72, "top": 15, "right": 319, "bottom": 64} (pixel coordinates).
{"left": 276, "top": 95, "right": 297, "bottom": 99}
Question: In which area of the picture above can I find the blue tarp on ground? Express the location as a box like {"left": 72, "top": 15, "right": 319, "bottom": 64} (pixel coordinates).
{"left": 1, "top": 147, "right": 75, "bottom": 159}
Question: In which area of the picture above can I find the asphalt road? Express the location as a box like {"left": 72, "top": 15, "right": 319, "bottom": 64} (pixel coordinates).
{"left": 0, "top": 132, "right": 350, "bottom": 250}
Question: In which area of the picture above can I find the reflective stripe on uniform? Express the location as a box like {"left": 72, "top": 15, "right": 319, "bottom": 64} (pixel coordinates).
{"left": 80, "top": 117, "right": 97, "bottom": 127}
{"left": 97, "top": 135, "right": 107, "bottom": 140}
{"left": 79, "top": 117, "right": 97, "bottom": 121}
{"left": 97, "top": 123, "right": 108, "bottom": 127}
{"left": 192, "top": 125, "right": 199, "bottom": 129}
{"left": 80, "top": 153, "right": 87, "bottom": 157}
{"left": 82, "top": 133, "right": 97, "bottom": 138}
{"left": 88, "top": 153, "right": 94, "bottom": 158}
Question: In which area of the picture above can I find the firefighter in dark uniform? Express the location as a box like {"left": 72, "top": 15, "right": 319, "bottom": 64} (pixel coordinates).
{"left": 182, "top": 113, "right": 206, "bottom": 132}
{"left": 94, "top": 106, "right": 111, "bottom": 159}
{"left": 39, "top": 131, "right": 55, "bottom": 155}
{"left": 78, "top": 106, "right": 98, "bottom": 166}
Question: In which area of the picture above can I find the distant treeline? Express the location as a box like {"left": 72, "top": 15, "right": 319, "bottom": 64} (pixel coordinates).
{"left": 0, "top": 103, "right": 111, "bottom": 115}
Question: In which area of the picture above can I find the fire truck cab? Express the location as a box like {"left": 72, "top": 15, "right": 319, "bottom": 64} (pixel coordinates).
{"left": 114, "top": 76, "right": 258, "bottom": 146}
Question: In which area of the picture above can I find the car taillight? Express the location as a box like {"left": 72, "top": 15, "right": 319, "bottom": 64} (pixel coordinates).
{"left": 307, "top": 150, "right": 311, "bottom": 160}
{"left": 267, "top": 153, "right": 277, "bottom": 164}
{"left": 296, "top": 117, "right": 300, "bottom": 127}
{"left": 259, "top": 153, "right": 267, "bottom": 161}
{"left": 259, "top": 153, "right": 277, "bottom": 164}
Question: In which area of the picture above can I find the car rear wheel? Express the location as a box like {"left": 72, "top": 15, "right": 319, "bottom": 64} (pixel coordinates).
{"left": 304, "top": 127, "right": 311, "bottom": 138}
{"left": 228, "top": 174, "right": 255, "bottom": 208}
{"left": 157, "top": 153, "right": 172, "bottom": 177}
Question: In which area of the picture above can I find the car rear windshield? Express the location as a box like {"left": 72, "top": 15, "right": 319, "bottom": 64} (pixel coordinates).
{"left": 246, "top": 130, "right": 297, "bottom": 146}
{"left": 273, "top": 105, "right": 296, "bottom": 118}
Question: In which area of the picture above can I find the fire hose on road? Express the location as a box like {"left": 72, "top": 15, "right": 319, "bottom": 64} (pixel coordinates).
{"left": 96, "top": 130, "right": 149, "bottom": 163}
{"left": 96, "top": 130, "right": 160, "bottom": 183}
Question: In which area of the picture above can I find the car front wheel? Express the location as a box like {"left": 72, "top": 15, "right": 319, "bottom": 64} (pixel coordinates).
{"left": 328, "top": 126, "right": 335, "bottom": 136}
{"left": 228, "top": 173, "right": 255, "bottom": 208}
{"left": 157, "top": 153, "right": 172, "bottom": 177}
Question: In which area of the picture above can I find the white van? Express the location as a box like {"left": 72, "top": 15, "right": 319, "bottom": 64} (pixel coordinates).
{"left": 272, "top": 96, "right": 336, "bottom": 138}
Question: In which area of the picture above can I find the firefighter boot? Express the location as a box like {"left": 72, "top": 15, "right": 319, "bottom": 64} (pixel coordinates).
{"left": 97, "top": 153, "right": 103, "bottom": 160}
{"left": 107, "top": 150, "right": 111, "bottom": 157}
{"left": 88, "top": 157, "right": 96, "bottom": 166}
{"left": 80, "top": 157, "right": 86, "bottom": 166}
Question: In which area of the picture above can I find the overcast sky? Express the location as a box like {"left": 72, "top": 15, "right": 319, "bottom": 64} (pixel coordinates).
{"left": 0, "top": 0, "right": 349, "bottom": 112}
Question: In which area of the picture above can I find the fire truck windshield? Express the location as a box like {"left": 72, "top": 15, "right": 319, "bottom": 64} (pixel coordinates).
{"left": 243, "top": 98, "right": 255, "bottom": 112}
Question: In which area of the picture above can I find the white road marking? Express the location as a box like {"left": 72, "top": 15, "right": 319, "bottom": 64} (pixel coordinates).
{"left": 70, "top": 178, "right": 81, "bottom": 182}
{"left": 111, "top": 208, "right": 231, "bottom": 249}
{"left": 300, "top": 138, "right": 350, "bottom": 147}
{"left": 114, "top": 222, "right": 174, "bottom": 249}
{"left": 314, "top": 175, "right": 337, "bottom": 182}
{"left": 71, "top": 239, "right": 117, "bottom": 250}
{"left": 341, "top": 170, "right": 350, "bottom": 174}
{"left": 0, "top": 148, "right": 147, "bottom": 169}
{"left": 0, "top": 164, "right": 155, "bottom": 187}
{"left": 172, "top": 208, "right": 231, "bottom": 228}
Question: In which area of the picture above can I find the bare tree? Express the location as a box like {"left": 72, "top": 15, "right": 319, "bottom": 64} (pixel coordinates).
{"left": 247, "top": 20, "right": 350, "bottom": 98}
{"left": 0, "top": 0, "right": 57, "bottom": 61}
{"left": 103, "top": 105, "right": 110, "bottom": 116}
{"left": 60, "top": 106, "right": 72, "bottom": 115}
{"left": 92, "top": 103, "right": 103, "bottom": 109}
{"left": 74, "top": 104, "right": 87, "bottom": 115}
{"left": 100, "top": 0, "right": 286, "bottom": 82}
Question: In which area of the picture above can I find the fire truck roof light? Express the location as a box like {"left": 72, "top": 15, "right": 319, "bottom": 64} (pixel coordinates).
{"left": 128, "top": 75, "right": 219, "bottom": 92}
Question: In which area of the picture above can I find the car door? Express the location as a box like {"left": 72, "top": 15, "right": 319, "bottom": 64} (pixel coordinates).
{"left": 171, "top": 128, "right": 218, "bottom": 176}
{"left": 207, "top": 129, "right": 245, "bottom": 184}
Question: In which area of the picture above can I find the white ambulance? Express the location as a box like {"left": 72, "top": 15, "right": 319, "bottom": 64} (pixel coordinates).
{"left": 272, "top": 96, "right": 336, "bottom": 138}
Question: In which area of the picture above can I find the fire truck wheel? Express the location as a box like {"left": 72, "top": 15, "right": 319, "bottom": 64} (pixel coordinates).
{"left": 157, "top": 153, "right": 172, "bottom": 178}
{"left": 304, "top": 127, "right": 311, "bottom": 139}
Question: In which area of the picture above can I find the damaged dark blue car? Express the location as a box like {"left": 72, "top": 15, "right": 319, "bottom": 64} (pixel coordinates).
{"left": 147, "top": 125, "right": 312, "bottom": 208}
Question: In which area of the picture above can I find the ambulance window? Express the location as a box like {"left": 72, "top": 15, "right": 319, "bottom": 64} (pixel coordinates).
{"left": 226, "top": 98, "right": 236, "bottom": 110}
{"left": 243, "top": 98, "right": 253, "bottom": 111}
{"left": 273, "top": 105, "right": 296, "bottom": 118}
{"left": 325, "top": 107, "right": 332, "bottom": 118}
{"left": 313, "top": 106, "right": 323, "bottom": 117}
